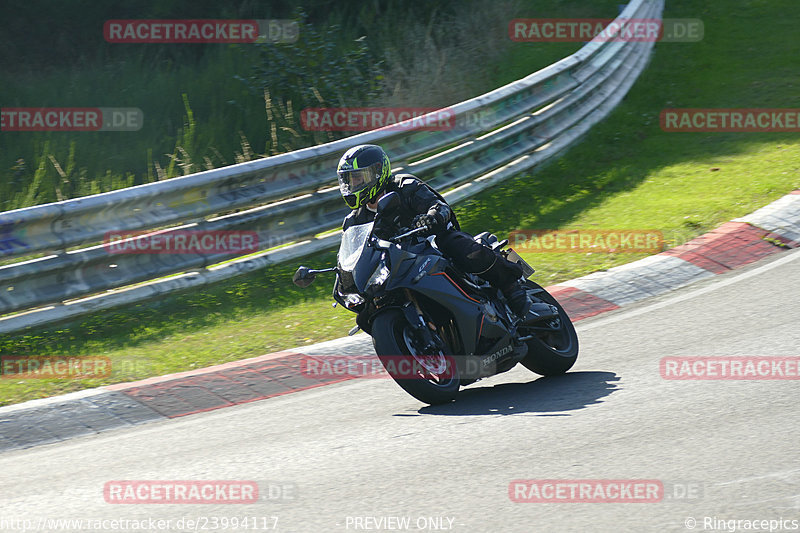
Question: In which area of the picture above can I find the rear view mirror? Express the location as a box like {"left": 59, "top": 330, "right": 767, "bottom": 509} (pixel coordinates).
{"left": 377, "top": 191, "right": 400, "bottom": 214}
{"left": 293, "top": 266, "right": 317, "bottom": 288}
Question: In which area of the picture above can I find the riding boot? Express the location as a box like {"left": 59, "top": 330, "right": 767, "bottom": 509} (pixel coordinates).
{"left": 476, "top": 257, "right": 531, "bottom": 318}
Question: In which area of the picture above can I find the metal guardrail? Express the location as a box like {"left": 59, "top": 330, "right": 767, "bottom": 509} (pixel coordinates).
{"left": 0, "top": 0, "right": 663, "bottom": 334}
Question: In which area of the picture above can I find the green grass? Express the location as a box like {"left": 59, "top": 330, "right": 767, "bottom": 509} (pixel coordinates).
{"left": 0, "top": 46, "right": 264, "bottom": 208}
{"left": 466, "top": 141, "right": 800, "bottom": 282}
{"left": 1, "top": 0, "right": 799, "bottom": 406}
{"left": 457, "top": 0, "right": 800, "bottom": 277}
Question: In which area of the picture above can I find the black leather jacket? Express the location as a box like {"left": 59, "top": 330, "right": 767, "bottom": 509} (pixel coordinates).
{"left": 342, "top": 173, "right": 459, "bottom": 234}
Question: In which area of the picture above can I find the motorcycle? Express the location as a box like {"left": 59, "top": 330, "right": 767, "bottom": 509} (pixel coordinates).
{"left": 293, "top": 191, "right": 578, "bottom": 404}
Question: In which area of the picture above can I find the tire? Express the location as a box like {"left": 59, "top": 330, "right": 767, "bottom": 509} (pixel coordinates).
{"left": 519, "top": 281, "right": 579, "bottom": 376}
{"left": 371, "top": 309, "right": 460, "bottom": 405}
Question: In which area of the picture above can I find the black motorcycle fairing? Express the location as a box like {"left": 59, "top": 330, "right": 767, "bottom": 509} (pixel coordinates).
{"left": 394, "top": 269, "right": 487, "bottom": 355}
{"left": 335, "top": 219, "right": 524, "bottom": 359}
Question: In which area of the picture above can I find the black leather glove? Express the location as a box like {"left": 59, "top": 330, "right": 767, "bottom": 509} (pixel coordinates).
{"left": 412, "top": 213, "right": 435, "bottom": 232}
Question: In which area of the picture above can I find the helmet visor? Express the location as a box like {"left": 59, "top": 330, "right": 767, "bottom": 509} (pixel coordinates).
{"left": 338, "top": 162, "right": 381, "bottom": 196}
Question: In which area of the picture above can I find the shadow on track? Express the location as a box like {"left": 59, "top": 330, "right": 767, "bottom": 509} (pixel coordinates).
{"left": 408, "top": 371, "right": 619, "bottom": 416}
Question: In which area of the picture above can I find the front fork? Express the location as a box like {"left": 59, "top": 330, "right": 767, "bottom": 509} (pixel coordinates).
{"left": 401, "top": 290, "right": 441, "bottom": 354}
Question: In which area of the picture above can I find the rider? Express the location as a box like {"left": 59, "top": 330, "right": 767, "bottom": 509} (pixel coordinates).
{"left": 337, "top": 144, "right": 531, "bottom": 318}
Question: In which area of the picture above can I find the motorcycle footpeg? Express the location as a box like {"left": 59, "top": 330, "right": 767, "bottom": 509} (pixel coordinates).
{"left": 519, "top": 303, "right": 559, "bottom": 325}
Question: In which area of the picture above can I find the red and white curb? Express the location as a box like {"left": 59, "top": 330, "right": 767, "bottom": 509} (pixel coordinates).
{"left": 552, "top": 216, "right": 798, "bottom": 315}
{"left": 735, "top": 191, "right": 800, "bottom": 245}
{"left": 1, "top": 189, "right": 798, "bottom": 452}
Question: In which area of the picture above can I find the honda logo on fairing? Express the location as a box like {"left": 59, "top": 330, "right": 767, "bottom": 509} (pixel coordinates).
{"left": 482, "top": 345, "right": 513, "bottom": 366}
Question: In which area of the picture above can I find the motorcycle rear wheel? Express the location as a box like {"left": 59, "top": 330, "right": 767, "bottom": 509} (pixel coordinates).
{"left": 518, "top": 281, "right": 579, "bottom": 376}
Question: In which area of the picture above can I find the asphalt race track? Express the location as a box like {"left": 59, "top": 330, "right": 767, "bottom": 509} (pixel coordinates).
{"left": 1, "top": 248, "right": 798, "bottom": 533}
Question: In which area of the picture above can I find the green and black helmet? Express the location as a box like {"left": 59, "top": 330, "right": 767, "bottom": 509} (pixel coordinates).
{"left": 337, "top": 144, "right": 392, "bottom": 209}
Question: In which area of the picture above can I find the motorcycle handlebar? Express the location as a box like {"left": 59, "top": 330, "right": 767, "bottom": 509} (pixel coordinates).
{"left": 388, "top": 225, "right": 430, "bottom": 241}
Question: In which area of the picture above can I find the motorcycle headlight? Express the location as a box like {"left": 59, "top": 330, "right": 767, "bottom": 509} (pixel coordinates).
{"left": 366, "top": 263, "right": 391, "bottom": 289}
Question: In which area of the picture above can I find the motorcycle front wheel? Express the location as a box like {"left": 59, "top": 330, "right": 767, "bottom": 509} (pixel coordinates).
{"left": 371, "top": 309, "right": 460, "bottom": 405}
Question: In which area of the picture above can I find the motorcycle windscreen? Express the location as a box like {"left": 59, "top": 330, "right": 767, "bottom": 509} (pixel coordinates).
{"left": 338, "top": 222, "right": 374, "bottom": 272}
